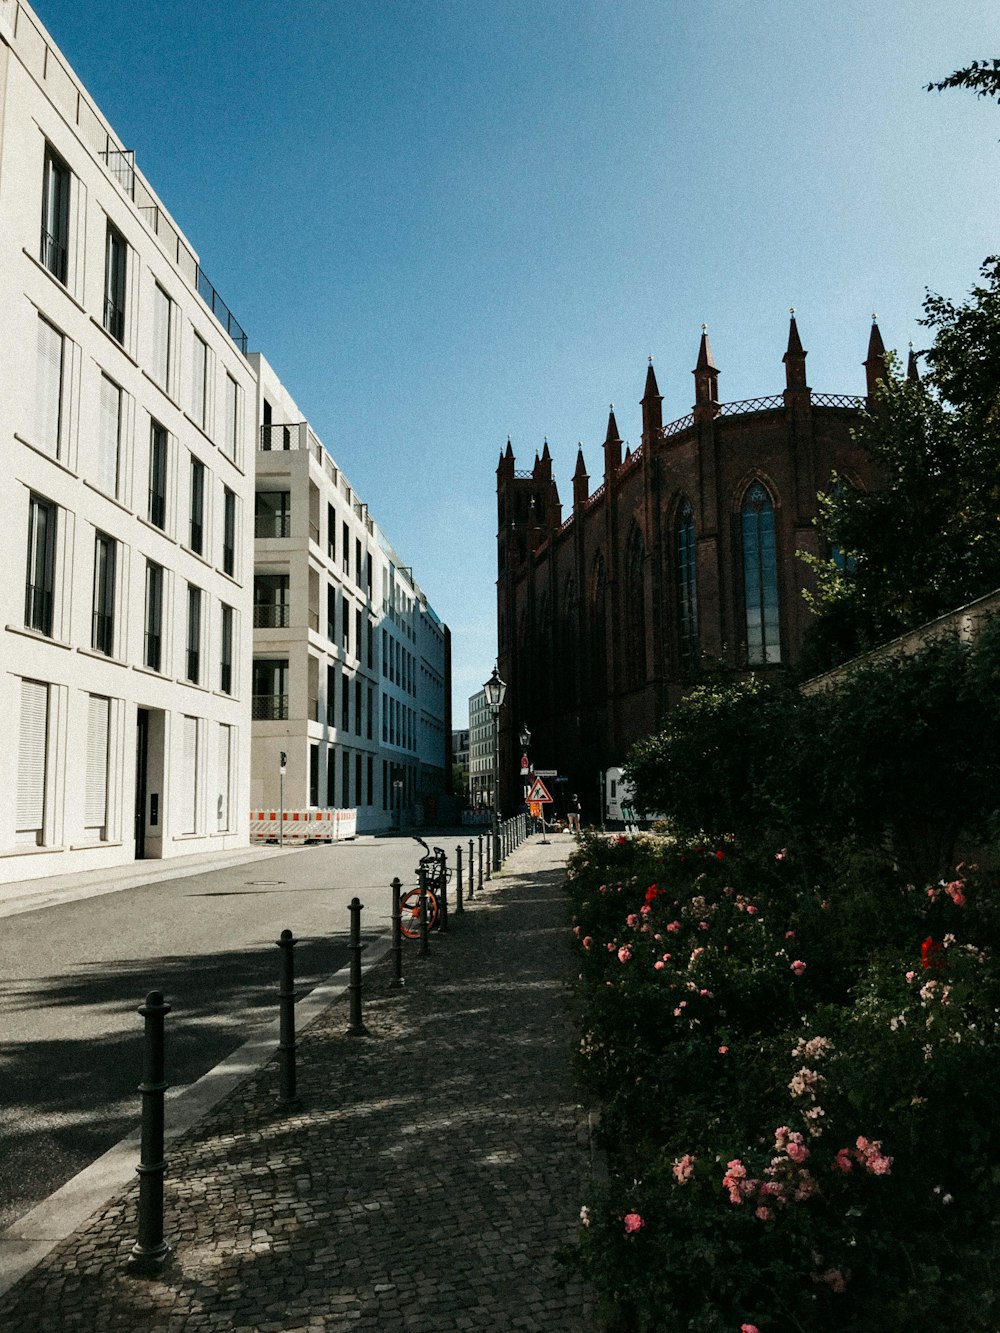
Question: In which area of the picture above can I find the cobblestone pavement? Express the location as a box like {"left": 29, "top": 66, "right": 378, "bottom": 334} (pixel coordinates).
{"left": 1, "top": 836, "right": 598, "bottom": 1331}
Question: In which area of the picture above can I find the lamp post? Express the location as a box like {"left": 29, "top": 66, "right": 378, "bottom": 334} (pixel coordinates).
{"left": 484, "top": 666, "right": 506, "bottom": 872}
{"left": 279, "top": 750, "right": 287, "bottom": 846}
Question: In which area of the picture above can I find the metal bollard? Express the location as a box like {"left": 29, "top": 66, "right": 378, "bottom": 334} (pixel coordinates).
{"left": 348, "top": 898, "right": 367, "bottom": 1035}
{"left": 419, "top": 865, "right": 430, "bottom": 955}
{"left": 390, "top": 877, "right": 404, "bottom": 986}
{"left": 455, "top": 844, "right": 463, "bottom": 925}
{"left": 477, "top": 834, "right": 483, "bottom": 892}
{"left": 438, "top": 854, "right": 449, "bottom": 932}
{"left": 277, "top": 930, "right": 300, "bottom": 1105}
{"left": 468, "top": 840, "right": 474, "bottom": 902}
{"left": 455, "top": 850, "right": 464, "bottom": 913}
{"left": 128, "top": 990, "right": 172, "bottom": 1273}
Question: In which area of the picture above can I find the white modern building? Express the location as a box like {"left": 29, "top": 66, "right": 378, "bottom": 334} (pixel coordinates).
{"left": 249, "top": 356, "right": 449, "bottom": 833}
{"left": 0, "top": 0, "right": 255, "bottom": 881}
{"left": 468, "top": 687, "right": 493, "bottom": 809}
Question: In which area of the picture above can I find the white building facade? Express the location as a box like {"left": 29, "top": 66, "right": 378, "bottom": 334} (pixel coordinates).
{"left": 468, "top": 687, "right": 494, "bottom": 810}
{"left": 0, "top": 1, "right": 255, "bottom": 881}
{"left": 249, "top": 357, "right": 449, "bottom": 833}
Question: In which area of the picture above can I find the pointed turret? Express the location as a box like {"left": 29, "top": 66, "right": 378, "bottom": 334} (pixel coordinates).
{"left": 498, "top": 436, "right": 515, "bottom": 477}
{"left": 865, "top": 316, "right": 887, "bottom": 400}
{"left": 693, "top": 325, "right": 721, "bottom": 419}
{"left": 783, "top": 309, "right": 808, "bottom": 392}
{"left": 641, "top": 358, "right": 663, "bottom": 441}
{"left": 603, "top": 404, "right": 622, "bottom": 476}
{"left": 533, "top": 439, "right": 553, "bottom": 481}
{"left": 573, "top": 443, "right": 589, "bottom": 507}
{"left": 907, "top": 342, "right": 921, "bottom": 383}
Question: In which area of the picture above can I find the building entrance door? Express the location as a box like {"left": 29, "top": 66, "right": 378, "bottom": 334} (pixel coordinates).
{"left": 134, "top": 709, "right": 148, "bottom": 859}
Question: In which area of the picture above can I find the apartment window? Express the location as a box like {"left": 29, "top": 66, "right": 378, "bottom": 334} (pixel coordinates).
{"left": 355, "top": 753, "right": 362, "bottom": 808}
{"left": 191, "top": 333, "right": 208, "bottom": 429}
{"left": 149, "top": 421, "right": 167, "bottom": 529}
{"left": 327, "top": 664, "right": 336, "bottom": 726}
{"left": 355, "top": 538, "right": 362, "bottom": 586}
{"left": 355, "top": 609, "right": 362, "bottom": 661}
{"left": 35, "top": 316, "right": 64, "bottom": 458}
{"left": 355, "top": 679, "right": 362, "bottom": 736}
{"left": 103, "top": 222, "right": 126, "bottom": 343}
{"left": 180, "top": 715, "right": 198, "bottom": 834}
{"left": 217, "top": 724, "right": 232, "bottom": 831}
{"left": 92, "top": 532, "right": 116, "bottom": 656}
{"left": 382, "top": 693, "right": 388, "bottom": 741}
{"left": 85, "top": 694, "right": 110, "bottom": 840}
{"left": 367, "top": 620, "right": 374, "bottom": 669}
{"left": 342, "top": 749, "right": 350, "bottom": 807}
{"left": 366, "top": 552, "right": 372, "bottom": 597}
{"left": 342, "top": 522, "right": 349, "bottom": 573}
{"left": 144, "top": 561, "right": 163, "bottom": 672}
{"left": 222, "top": 487, "right": 236, "bottom": 576}
{"left": 367, "top": 686, "right": 373, "bottom": 740}
{"left": 310, "top": 743, "right": 320, "bottom": 808}
{"left": 220, "top": 603, "right": 234, "bottom": 695}
{"left": 186, "top": 583, "right": 202, "bottom": 683}
{"left": 97, "top": 375, "right": 122, "bottom": 498}
{"left": 255, "top": 490, "right": 290, "bottom": 538}
{"left": 367, "top": 754, "right": 374, "bottom": 807}
{"left": 342, "top": 670, "right": 350, "bottom": 730}
{"left": 327, "top": 746, "right": 337, "bottom": 807}
{"left": 17, "top": 679, "right": 49, "bottom": 846}
{"left": 151, "top": 283, "right": 172, "bottom": 390}
{"left": 189, "top": 457, "right": 205, "bottom": 554}
{"left": 25, "top": 493, "right": 56, "bottom": 637}
{"left": 253, "top": 574, "right": 289, "bottom": 628}
{"left": 327, "top": 504, "right": 336, "bottom": 561}
{"left": 223, "top": 373, "right": 239, "bottom": 459}
{"left": 40, "top": 145, "right": 70, "bottom": 283}
{"left": 327, "top": 585, "right": 336, "bottom": 640}
{"left": 252, "top": 658, "right": 288, "bottom": 720}
{"left": 341, "top": 596, "right": 349, "bottom": 652}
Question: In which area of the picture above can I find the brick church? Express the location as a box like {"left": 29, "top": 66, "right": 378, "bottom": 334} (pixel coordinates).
{"left": 495, "top": 315, "right": 890, "bottom": 817}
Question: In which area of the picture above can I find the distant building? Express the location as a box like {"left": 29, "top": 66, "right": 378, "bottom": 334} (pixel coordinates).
{"left": 249, "top": 355, "right": 450, "bottom": 831}
{"left": 452, "top": 727, "right": 470, "bottom": 778}
{"left": 0, "top": 0, "right": 255, "bottom": 880}
{"left": 496, "top": 320, "right": 884, "bottom": 814}
{"left": 468, "top": 687, "right": 493, "bottom": 809}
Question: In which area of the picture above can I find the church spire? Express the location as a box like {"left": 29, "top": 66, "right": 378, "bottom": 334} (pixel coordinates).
{"left": 783, "top": 308, "right": 808, "bottom": 392}
{"left": 641, "top": 357, "right": 663, "bottom": 441}
{"left": 693, "top": 325, "right": 720, "bottom": 418}
{"left": 906, "top": 341, "right": 921, "bottom": 383}
{"left": 573, "top": 442, "right": 589, "bottom": 507}
{"left": 865, "top": 315, "right": 888, "bottom": 400}
{"left": 604, "top": 404, "right": 622, "bottom": 476}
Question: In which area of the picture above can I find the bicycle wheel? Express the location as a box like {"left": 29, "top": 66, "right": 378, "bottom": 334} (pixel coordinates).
{"left": 399, "top": 887, "right": 439, "bottom": 938}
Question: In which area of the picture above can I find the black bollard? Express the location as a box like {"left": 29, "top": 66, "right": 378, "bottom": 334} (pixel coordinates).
{"left": 128, "top": 990, "right": 172, "bottom": 1274}
{"left": 419, "top": 865, "right": 430, "bottom": 956}
{"left": 455, "top": 844, "right": 463, "bottom": 921}
{"left": 390, "top": 877, "right": 404, "bottom": 986}
{"left": 455, "top": 846, "right": 464, "bottom": 913}
{"left": 468, "top": 840, "right": 474, "bottom": 901}
{"left": 277, "top": 930, "right": 300, "bottom": 1106}
{"left": 438, "top": 853, "right": 449, "bottom": 932}
{"left": 348, "top": 898, "right": 367, "bottom": 1035}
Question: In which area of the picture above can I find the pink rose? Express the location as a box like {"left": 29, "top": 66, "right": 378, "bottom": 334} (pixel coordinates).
{"left": 617, "top": 946, "right": 632, "bottom": 964}
{"left": 791, "top": 960, "right": 807, "bottom": 976}
{"left": 623, "top": 1212, "right": 644, "bottom": 1234}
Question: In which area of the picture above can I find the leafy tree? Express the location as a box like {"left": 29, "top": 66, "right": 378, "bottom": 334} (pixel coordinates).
{"left": 800, "top": 259, "right": 1000, "bottom": 674}
{"left": 927, "top": 59, "right": 1000, "bottom": 102}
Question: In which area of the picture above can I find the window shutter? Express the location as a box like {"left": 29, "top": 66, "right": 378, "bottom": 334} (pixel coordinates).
{"left": 17, "top": 679, "right": 48, "bottom": 834}
{"left": 35, "top": 318, "right": 63, "bottom": 456}
{"left": 85, "top": 694, "right": 109, "bottom": 830}
{"left": 217, "top": 723, "right": 230, "bottom": 830}
{"left": 180, "top": 715, "right": 197, "bottom": 833}
{"left": 97, "top": 377, "right": 120, "bottom": 496}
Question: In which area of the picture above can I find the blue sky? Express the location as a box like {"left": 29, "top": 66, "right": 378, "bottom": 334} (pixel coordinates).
{"left": 33, "top": 0, "right": 1000, "bottom": 718}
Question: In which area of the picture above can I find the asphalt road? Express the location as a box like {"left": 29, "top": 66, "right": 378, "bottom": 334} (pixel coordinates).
{"left": 0, "top": 833, "right": 469, "bottom": 1231}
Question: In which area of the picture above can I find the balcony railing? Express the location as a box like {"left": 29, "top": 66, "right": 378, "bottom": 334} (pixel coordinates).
{"left": 252, "top": 694, "right": 289, "bottom": 721}
{"left": 253, "top": 604, "right": 290, "bottom": 629}
{"left": 254, "top": 514, "right": 291, "bottom": 539}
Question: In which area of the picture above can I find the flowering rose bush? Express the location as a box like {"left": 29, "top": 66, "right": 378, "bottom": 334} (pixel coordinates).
{"left": 569, "top": 831, "right": 1000, "bottom": 1331}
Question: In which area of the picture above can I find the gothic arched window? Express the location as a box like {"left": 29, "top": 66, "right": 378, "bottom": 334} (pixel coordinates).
{"left": 591, "top": 554, "right": 607, "bottom": 699}
{"left": 742, "top": 481, "right": 780, "bottom": 665}
{"left": 561, "top": 574, "right": 578, "bottom": 707}
{"left": 625, "top": 527, "right": 646, "bottom": 686}
{"left": 675, "top": 499, "right": 698, "bottom": 671}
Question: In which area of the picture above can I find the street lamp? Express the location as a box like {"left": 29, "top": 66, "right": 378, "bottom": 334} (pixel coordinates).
{"left": 484, "top": 666, "right": 506, "bottom": 871}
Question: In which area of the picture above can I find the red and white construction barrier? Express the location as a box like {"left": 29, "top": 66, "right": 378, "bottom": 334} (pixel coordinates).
{"left": 250, "top": 808, "right": 357, "bottom": 844}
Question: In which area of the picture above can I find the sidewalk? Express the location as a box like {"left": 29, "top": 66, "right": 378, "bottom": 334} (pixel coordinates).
{"left": 0, "top": 836, "right": 597, "bottom": 1331}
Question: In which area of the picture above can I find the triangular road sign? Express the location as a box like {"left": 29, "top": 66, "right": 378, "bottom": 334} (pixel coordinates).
{"left": 525, "top": 776, "right": 553, "bottom": 804}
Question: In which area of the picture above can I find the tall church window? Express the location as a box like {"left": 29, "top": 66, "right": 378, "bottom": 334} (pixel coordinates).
{"left": 625, "top": 527, "right": 646, "bottom": 686}
{"left": 561, "top": 575, "right": 578, "bottom": 707}
{"left": 676, "top": 499, "right": 698, "bottom": 670}
{"left": 742, "top": 482, "right": 780, "bottom": 665}
{"left": 591, "top": 554, "right": 607, "bottom": 699}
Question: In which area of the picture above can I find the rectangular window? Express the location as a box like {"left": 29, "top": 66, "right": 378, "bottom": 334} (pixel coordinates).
{"left": 342, "top": 670, "right": 350, "bottom": 731}
{"left": 382, "top": 693, "right": 388, "bottom": 741}
{"left": 254, "top": 490, "right": 290, "bottom": 538}
{"left": 355, "top": 679, "right": 362, "bottom": 736}
{"left": 223, "top": 374, "right": 239, "bottom": 459}
{"left": 355, "top": 538, "right": 362, "bottom": 586}
{"left": 151, "top": 283, "right": 172, "bottom": 390}
{"left": 217, "top": 724, "right": 232, "bottom": 831}
{"left": 342, "top": 749, "right": 350, "bottom": 807}
{"left": 327, "top": 585, "right": 336, "bottom": 640}
{"left": 222, "top": 487, "right": 236, "bottom": 576}
{"left": 310, "top": 743, "right": 319, "bottom": 808}
{"left": 103, "top": 222, "right": 126, "bottom": 343}
{"left": 189, "top": 457, "right": 205, "bottom": 554}
{"left": 367, "top": 755, "right": 373, "bottom": 807}
{"left": 252, "top": 658, "right": 288, "bottom": 720}
{"left": 191, "top": 333, "right": 207, "bottom": 429}
{"left": 342, "top": 522, "right": 349, "bottom": 573}
{"left": 85, "top": 694, "right": 110, "bottom": 839}
{"left": 35, "top": 316, "right": 64, "bottom": 458}
{"left": 355, "top": 609, "right": 362, "bottom": 661}
{"left": 144, "top": 561, "right": 163, "bottom": 672}
{"left": 186, "top": 583, "right": 201, "bottom": 683}
{"left": 367, "top": 686, "right": 373, "bottom": 740}
{"left": 25, "top": 493, "right": 56, "bottom": 637}
{"left": 327, "top": 504, "right": 336, "bottom": 561}
{"left": 367, "top": 619, "right": 374, "bottom": 669}
{"left": 327, "top": 664, "right": 336, "bottom": 725}
{"left": 355, "top": 753, "right": 362, "bottom": 808}
{"left": 92, "top": 532, "right": 116, "bottom": 656}
{"left": 220, "top": 603, "right": 233, "bottom": 694}
{"left": 40, "top": 145, "right": 70, "bottom": 283}
{"left": 383, "top": 759, "right": 388, "bottom": 811}
{"left": 366, "top": 552, "right": 372, "bottom": 597}
{"left": 253, "top": 574, "right": 289, "bottom": 628}
{"left": 17, "top": 678, "right": 49, "bottom": 845}
{"left": 149, "top": 420, "right": 167, "bottom": 528}
{"left": 327, "top": 745, "right": 336, "bottom": 808}
{"left": 341, "top": 596, "right": 349, "bottom": 652}
{"left": 97, "top": 375, "right": 122, "bottom": 498}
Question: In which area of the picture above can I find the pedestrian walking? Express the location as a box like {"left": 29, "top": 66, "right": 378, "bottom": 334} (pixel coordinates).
{"left": 567, "top": 793, "right": 582, "bottom": 833}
